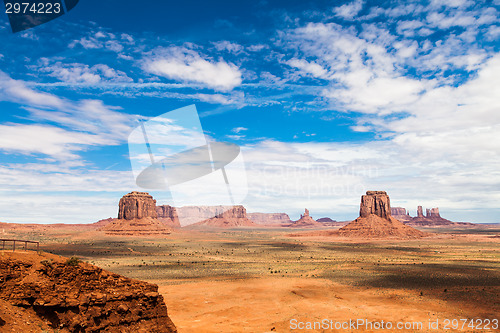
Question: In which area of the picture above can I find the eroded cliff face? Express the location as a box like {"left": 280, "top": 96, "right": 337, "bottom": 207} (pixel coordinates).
{"left": 359, "top": 191, "right": 391, "bottom": 219}
{"left": 0, "top": 252, "right": 177, "bottom": 333}
{"left": 118, "top": 192, "right": 158, "bottom": 220}
{"left": 156, "top": 205, "right": 181, "bottom": 228}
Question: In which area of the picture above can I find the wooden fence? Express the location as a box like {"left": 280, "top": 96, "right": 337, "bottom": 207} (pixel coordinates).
{"left": 0, "top": 239, "right": 40, "bottom": 252}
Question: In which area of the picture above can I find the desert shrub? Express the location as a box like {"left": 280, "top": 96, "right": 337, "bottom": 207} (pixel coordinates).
{"left": 65, "top": 256, "right": 80, "bottom": 266}
{"left": 40, "top": 259, "right": 53, "bottom": 268}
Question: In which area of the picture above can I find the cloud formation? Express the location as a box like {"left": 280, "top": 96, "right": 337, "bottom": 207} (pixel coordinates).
{"left": 143, "top": 47, "right": 242, "bottom": 91}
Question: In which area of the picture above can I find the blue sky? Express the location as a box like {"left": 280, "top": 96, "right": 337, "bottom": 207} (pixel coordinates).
{"left": 0, "top": 0, "right": 499, "bottom": 223}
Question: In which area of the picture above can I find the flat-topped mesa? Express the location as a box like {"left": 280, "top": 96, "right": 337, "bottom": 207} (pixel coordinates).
{"left": 156, "top": 205, "right": 181, "bottom": 228}
{"left": 426, "top": 207, "right": 441, "bottom": 218}
{"left": 391, "top": 207, "right": 407, "bottom": 216}
{"left": 247, "top": 213, "right": 292, "bottom": 225}
{"left": 191, "top": 205, "right": 257, "bottom": 227}
{"left": 215, "top": 205, "right": 247, "bottom": 219}
{"left": 118, "top": 191, "right": 158, "bottom": 220}
{"left": 360, "top": 191, "right": 391, "bottom": 219}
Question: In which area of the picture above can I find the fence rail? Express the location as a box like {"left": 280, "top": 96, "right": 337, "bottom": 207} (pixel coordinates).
{"left": 0, "top": 239, "right": 40, "bottom": 252}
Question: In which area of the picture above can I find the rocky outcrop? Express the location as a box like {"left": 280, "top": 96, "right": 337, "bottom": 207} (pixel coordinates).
{"left": 156, "top": 205, "right": 181, "bottom": 228}
{"left": 191, "top": 205, "right": 257, "bottom": 228}
{"left": 247, "top": 213, "right": 292, "bottom": 225}
{"left": 0, "top": 252, "right": 177, "bottom": 332}
{"left": 118, "top": 192, "right": 158, "bottom": 220}
{"left": 289, "top": 209, "right": 323, "bottom": 228}
{"left": 359, "top": 191, "right": 391, "bottom": 219}
{"left": 338, "top": 191, "right": 426, "bottom": 238}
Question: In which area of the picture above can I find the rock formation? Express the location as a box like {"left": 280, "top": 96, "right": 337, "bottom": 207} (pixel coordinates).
{"left": 175, "top": 206, "right": 229, "bottom": 226}
{"left": 0, "top": 251, "right": 177, "bottom": 332}
{"left": 247, "top": 213, "right": 292, "bottom": 226}
{"left": 99, "top": 192, "right": 171, "bottom": 236}
{"left": 191, "top": 205, "right": 257, "bottom": 228}
{"left": 288, "top": 209, "right": 323, "bottom": 228}
{"left": 391, "top": 205, "right": 472, "bottom": 227}
{"left": 316, "top": 217, "right": 336, "bottom": 223}
{"left": 391, "top": 207, "right": 412, "bottom": 223}
{"left": 417, "top": 206, "right": 424, "bottom": 218}
{"left": 337, "top": 191, "right": 426, "bottom": 238}
{"left": 391, "top": 207, "right": 407, "bottom": 216}
{"left": 359, "top": 191, "right": 392, "bottom": 219}
{"left": 156, "top": 205, "right": 181, "bottom": 228}
{"left": 426, "top": 208, "right": 440, "bottom": 218}
{"left": 118, "top": 191, "right": 158, "bottom": 220}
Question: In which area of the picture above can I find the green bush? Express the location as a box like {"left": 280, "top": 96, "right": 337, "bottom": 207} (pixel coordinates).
{"left": 40, "top": 258, "right": 53, "bottom": 268}
{"left": 65, "top": 256, "right": 80, "bottom": 266}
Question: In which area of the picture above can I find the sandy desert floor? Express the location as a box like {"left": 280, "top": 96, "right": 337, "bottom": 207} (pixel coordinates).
{"left": 2, "top": 226, "right": 499, "bottom": 332}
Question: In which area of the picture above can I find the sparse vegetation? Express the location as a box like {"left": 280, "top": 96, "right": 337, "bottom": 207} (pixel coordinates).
{"left": 65, "top": 256, "right": 80, "bottom": 266}
{"left": 40, "top": 258, "right": 53, "bottom": 268}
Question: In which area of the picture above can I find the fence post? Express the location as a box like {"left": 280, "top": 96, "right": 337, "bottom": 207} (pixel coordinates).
{"left": 13, "top": 240, "right": 15, "bottom": 252}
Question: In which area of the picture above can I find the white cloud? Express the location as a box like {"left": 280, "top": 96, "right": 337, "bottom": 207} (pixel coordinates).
{"left": 34, "top": 60, "right": 133, "bottom": 84}
{"left": 213, "top": 41, "right": 244, "bottom": 54}
{"left": 286, "top": 58, "right": 329, "bottom": 79}
{"left": 334, "top": 0, "right": 364, "bottom": 19}
{"left": 143, "top": 47, "right": 242, "bottom": 91}
{"left": 232, "top": 127, "right": 248, "bottom": 133}
{"left": 239, "top": 137, "right": 500, "bottom": 222}
{"left": 0, "top": 71, "right": 65, "bottom": 108}
{"left": 0, "top": 124, "right": 110, "bottom": 159}
{"left": 0, "top": 71, "right": 137, "bottom": 160}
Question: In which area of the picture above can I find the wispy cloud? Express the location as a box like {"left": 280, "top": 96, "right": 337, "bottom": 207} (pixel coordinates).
{"left": 32, "top": 59, "right": 133, "bottom": 84}
{"left": 142, "top": 46, "right": 243, "bottom": 91}
{"left": 0, "top": 71, "right": 137, "bottom": 160}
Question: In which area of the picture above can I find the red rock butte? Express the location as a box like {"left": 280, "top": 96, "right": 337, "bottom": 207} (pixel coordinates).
{"left": 99, "top": 192, "right": 172, "bottom": 236}
{"left": 118, "top": 191, "right": 158, "bottom": 220}
{"left": 338, "top": 191, "right": 427, "bottom": 238}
